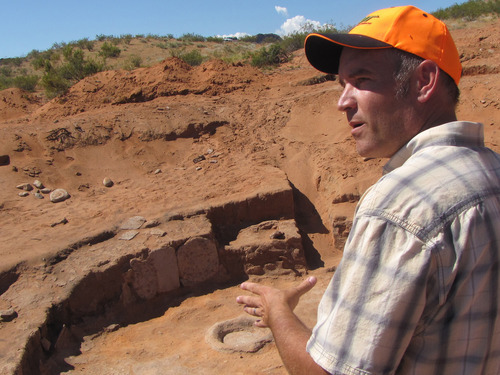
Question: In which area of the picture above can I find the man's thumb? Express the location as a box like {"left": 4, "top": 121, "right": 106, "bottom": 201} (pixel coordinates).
{"left": 295, "top": 276, "right": 317, "bottom": 296}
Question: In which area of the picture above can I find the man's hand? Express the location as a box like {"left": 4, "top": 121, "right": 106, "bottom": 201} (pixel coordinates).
{"left": 236, "top": 276, "right": 317, "bottom": 328}
{"left": 236, "top": 276, "right": 329, "bottom": 375}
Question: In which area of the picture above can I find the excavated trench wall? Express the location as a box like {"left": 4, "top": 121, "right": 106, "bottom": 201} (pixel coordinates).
{"left": 1, "top": 181, "right": 310, "bottom": 374}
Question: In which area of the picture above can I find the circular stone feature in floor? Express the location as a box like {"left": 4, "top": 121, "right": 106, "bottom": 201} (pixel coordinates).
{"left": 206, "top": 315, "right": 273, "bottom": 353}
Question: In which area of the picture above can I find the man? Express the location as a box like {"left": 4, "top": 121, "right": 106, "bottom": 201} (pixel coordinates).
{"left": 237, "top": 5, "right": 500, "bottom": 374}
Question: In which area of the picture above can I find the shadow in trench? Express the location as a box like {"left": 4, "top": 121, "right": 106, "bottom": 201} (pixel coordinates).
{"left": 289, "top": 182, "right": 329, "bottom": 270}
{"left": 39, "top": 279, "right": 241, "bottom": 374}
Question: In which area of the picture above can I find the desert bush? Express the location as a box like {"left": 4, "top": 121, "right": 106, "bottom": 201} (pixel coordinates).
{"left": 155, "top": 42, "right": 169, "bottom": 49}
{"left": 99, "top": 42, "right": 121, "bottom": 58}
{"left": 168, "top": 41, "right": 184, "bottom": 48}
{"left": 0, "top": 75, "right": 11, "bottom": 90}
{"left": 280, "top": 23, "right": 337, "bottom": 55}
{"left": 176, "top": 49, "right": 204, "bottom": 66}
{"left": 206, "top": 36, "right": 224, "bottom": 43}
{"left": 30, "top": 50, "right": 61, "bottom": 71}
{"left": 41, "top": 71, "right": 72, "bottom": 97}
{"left": 433, "top": 0, "right": 500, "bottom": 20}
{"left": 0, "top": 57, "right": 25, "bottom": 67}
{"left": 239, "top": 35, "right": 258, "bottom": 43}
{"left": 34, "top": 46, "right": 106, "bottom": 97}
{"left": 0, "top": 66, "right": 13, "bottom": 76}
{"left": 212, "top": 44, "right": 251, "bottom": 64}
{"left": 179, "top": 33, "right": 206, "bottom": 42}
{"left": 74, "top": 38, "right": 94, "bottom": 51}
{"left": 124, "top": 55, "right": 142, "bottom": 70}
{"left": 96, "top": 34, "right": 108, "bottom": 41}
{"left": 250, "top": 44, "right": 288, "bottom": 67}
{"left": 279, "top": 31, "right": 309, "bottom": 55}
{"left": 146, "top": 33, "right": 163, "bottom": 40}
{"left": 51, "top": 42, "right": 67, "bottom": 50}
{"left": 120, "top": 34, "right": 133, "bottom": 44}
{"left": 13, "top": 75, "right": 39, "bottom": 91}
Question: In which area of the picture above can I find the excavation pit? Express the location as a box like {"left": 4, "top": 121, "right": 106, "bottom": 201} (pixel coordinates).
{"left": 0, "top": 181, "right": 309, "bottom": 374}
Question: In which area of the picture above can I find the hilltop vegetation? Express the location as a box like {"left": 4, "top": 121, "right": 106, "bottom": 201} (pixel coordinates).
{"left": 433, "top": 0, "right": 499, "bottom": 20}
{"left": 0, "top": 0, "right": 498, "bottom": 98}
{"left": 0, "top": 25, "right": 336, "bottom": 99}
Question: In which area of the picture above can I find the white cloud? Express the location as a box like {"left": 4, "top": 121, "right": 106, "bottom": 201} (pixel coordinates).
{"left": 278, "top": 15, "right": 322, "bottom": 35}
{"left": 217, "top": 32, "right": 249, "bottom": 39}
{"left": 275, "top": 6, "right": 288, "bottom": 16}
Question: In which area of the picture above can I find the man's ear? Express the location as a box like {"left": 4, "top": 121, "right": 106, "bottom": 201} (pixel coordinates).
{"left": 415, "top": 60, "right": 440, "bottom": 103}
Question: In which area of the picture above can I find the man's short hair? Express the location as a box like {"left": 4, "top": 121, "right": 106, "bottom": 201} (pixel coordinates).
{"left": 392, "top": 49, "right": 460, "bottom": 105}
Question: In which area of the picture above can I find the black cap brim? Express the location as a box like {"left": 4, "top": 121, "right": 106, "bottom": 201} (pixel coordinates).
{"left": 304, "top": 33, "right": 391, "bottom": 74}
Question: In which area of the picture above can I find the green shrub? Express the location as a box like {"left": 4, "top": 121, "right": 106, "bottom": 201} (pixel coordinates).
{"left": 0, "top": 75, "right": 11, "bottom": 90}
{"left": 13, "top": 75, "right": 39, "bottom": 91}
{"left": 146, "top": 33, "right": 162, "bottom": 40}
{"left": 51, "top": 41, "right": 68, "bottom": 50}
{"left": 74, "top": 38, "right": 94, "bottom": 51}
{"left": 120, "top": 34, "right": 133, "bottom": 45}
{"left": 250, "top": 44, "right": 288, "bottom": 67}
{"left": 0, "top": 66, "right": 13, "bottom": 76}
{"left": 168, "top": 41, "right": 183, "bottom": 48}
{"left": 178, "top": 50, "right": 204, "bottom": 66}
{"left": 211, "top": 44, "right": 250, "bottom": 64}
{"left": 280, "top": 31, "right": 309, "bottom": 55}
{"left": 155, "top": 42, "right": 169, "bottom": 49}
{"left": 99, "top": 42, "right": 121, "bottom": 58}
{"left": 41, "top": 70, "right": 72, "bottom": 98}
{"left": 206, "top": 36, "right": 224, "bottom": 43}
{"left": 124, "top": 55, "right": 142, "bottom": 70}
{"left": 1, "top": 57, "right": 25, "bottom": 67}
{"left": 279, "top": 23, "right": 337, "bottom": 55}
{"left": 433, "top": 0, "right": 500, "bottom": 20}
{"left": 33, "top": 46, "right": 106, "bottom": 97}
{"left": 239, "top": 35, "right": 257, "bottom": 43}
{"left": 179, "top": 33, "right": 206, "bottom": 42}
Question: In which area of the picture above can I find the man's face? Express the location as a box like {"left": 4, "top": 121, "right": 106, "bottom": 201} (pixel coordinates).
{"left": 337, "top": 48, "right": 417, "bottom": 158}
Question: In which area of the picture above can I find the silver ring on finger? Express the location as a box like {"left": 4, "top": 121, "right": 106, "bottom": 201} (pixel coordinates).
{"left": 253, "top": 307, "right": 257, "bottom": 315}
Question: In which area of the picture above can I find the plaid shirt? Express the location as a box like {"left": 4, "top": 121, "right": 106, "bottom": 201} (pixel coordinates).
{"left": 307, "top": 122, "right": 500, "bottom": 375}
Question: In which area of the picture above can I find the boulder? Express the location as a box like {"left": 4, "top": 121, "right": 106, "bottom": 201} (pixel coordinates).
{"left": 177, "top": 236, "right": 219, "bottom": 286}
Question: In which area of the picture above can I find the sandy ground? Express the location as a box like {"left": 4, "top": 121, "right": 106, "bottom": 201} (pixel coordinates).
{"left": 0, "top": 17, "right": 499, "bottom": 374}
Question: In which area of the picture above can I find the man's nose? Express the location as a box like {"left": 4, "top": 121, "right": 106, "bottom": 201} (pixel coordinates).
{"left": 337, "top": 85, "right": 356, "bottom": 112}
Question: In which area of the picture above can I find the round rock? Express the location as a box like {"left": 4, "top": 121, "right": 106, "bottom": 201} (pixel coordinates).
{"left": 103, "top": 177, "right": 114, "bottom": 187}
{"left": 50, "top": 188, "right": 70, "bottom": 203}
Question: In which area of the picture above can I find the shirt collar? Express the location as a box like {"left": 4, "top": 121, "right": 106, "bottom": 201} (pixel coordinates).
{"left": 383, "top": 121, "right": 484, "bottom": 174}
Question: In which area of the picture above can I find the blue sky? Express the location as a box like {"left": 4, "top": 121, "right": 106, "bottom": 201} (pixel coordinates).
{"left": 1, "top": 0, "right": 461, "bottom": 59}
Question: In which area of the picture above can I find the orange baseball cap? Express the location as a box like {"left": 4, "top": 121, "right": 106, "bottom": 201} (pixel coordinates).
{"left": 304, "top": 5, "right": 462, "bottom": 85}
